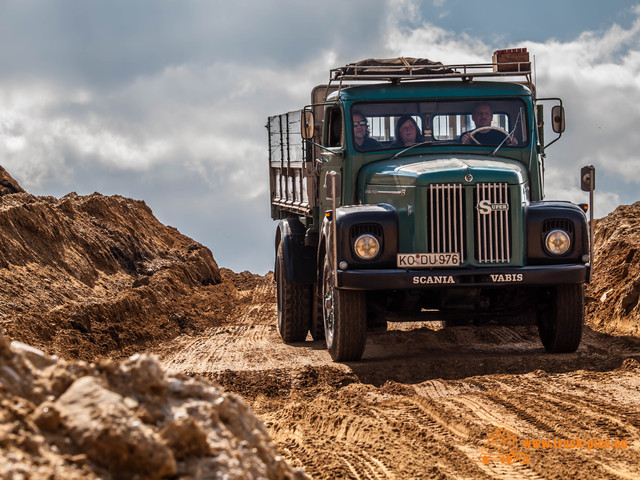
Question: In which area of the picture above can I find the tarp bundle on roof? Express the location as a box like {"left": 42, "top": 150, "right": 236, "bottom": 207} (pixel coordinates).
{"left": 334, "top": 57, "right": 455, "bottom": 78}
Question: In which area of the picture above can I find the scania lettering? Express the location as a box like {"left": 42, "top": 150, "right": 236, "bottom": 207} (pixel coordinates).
{"left": 413, "top": 276, "right": 456, "bottom": 285}
{"left": 268, "top": 50, "right": 593, "bottom": 361}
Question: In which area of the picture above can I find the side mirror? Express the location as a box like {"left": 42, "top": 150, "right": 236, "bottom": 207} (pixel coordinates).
{"left": 302, "top": 109, "right": 314, "bottom": 139}
{"left": 551, "top": 105, "right": 565, "bottom": 133}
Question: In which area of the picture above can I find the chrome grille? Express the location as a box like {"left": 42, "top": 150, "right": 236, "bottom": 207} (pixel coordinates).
{"left": 428, "top": 184, "right": 465, "bottom": 260}
{"left": 475, "top": 183, "right": 511, "bottom": 264}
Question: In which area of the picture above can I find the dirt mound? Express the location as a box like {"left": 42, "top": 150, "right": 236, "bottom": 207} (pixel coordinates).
{"left": 586, "top": 201, "right": 640, "bottom": 336}
{"left": 0, "top": 170, "right": 308, "bottom": 478}
{"left": 0, "top": 165, "right": 25, "bottom": 196}
{"left": 0, "top": 191, "right": 228, "bottom": 360}
{"left": 0, "top": 332, "right": 307, "bottom": 479}
{"left": 221, "top": 268, "right": 274, "bottom": 291}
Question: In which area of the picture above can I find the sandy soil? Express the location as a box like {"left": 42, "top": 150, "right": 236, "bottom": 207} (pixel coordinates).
{"left": 151, "top": 270, "right": 640, "bottom": 480}
{"left": 1, "top": 178, "right": 639, "bottom": 479}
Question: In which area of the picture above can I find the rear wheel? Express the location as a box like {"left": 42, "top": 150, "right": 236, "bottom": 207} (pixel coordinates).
{"left": 276, "top": 241, "right": 310, "bottom": 342}
{"left": 536, "top": 284, "right": 584, "bottom": 353}
{"left": 322, "top": 251, "right": 366, "bottom": 361}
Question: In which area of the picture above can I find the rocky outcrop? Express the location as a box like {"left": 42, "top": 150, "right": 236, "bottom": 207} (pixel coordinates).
{"left": 0, "top": 333, "right": 307, "bottom": 479}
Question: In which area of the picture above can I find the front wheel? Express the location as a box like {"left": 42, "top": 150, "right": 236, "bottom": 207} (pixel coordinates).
{"left": 322, "top": 252, "right": 366, "bottom": 361}
{"left": 276, "top": 241, "right": 311, "bottom": 342}
{"left": 536, "top": 284, "right": 584, "bottom": 353}
{"left": 310, "top": 282, "right": 325, "bottom": 341}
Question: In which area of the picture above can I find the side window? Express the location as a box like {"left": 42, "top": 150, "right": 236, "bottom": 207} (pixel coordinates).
{"left": 325, "top": 108, "right": 343, "bottom": 147}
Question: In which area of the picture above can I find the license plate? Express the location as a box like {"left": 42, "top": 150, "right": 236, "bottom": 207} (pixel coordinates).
{"left": 397, "top": 253, "right": 461, "bottom": 268}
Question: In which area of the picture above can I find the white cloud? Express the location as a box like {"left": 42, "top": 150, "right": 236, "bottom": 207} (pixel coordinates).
{"left": 386, "top": 22, "right": 489, "bottom": 64}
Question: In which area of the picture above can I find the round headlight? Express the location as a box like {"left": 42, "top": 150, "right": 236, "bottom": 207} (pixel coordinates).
{"left": 354, "top": 234, "right": 380, "bottom": 260}
{"left": 545, "top": 229, "right": 571, "bottom": 255}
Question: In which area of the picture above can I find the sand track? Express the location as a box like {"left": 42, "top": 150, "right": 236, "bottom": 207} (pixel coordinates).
{"left": 152, "top": 275, "right": 640, "bottom": 479}
{"left": 2, "top": 190, "right": 639, "bottom": 478}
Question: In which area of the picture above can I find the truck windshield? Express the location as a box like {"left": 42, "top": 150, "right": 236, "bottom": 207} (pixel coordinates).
{"left": 351, "top": 99, "right": 528, "bottom": 152}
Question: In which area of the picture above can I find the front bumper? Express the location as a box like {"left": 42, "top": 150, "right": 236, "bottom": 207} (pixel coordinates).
{"left": 337, "top": 264, "right": 589, "bottom": 290}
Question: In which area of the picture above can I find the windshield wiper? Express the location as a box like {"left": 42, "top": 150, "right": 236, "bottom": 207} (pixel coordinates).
{"left": 490, "top": 110, "right": 522, "bottom": 157}
{"left": 391, "top": 141, "right": 434, "bottom": 160}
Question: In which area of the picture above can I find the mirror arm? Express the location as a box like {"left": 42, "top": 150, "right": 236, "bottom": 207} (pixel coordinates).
{"left": 308, "top": 140, "right": 344, "bottom": 156}
{"left": 544, "top": 132, "right": 562, "bottom": 150}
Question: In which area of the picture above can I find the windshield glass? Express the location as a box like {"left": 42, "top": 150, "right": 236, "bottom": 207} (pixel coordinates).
{"left": 351, "top": 99, "right": 528, "bottom": 151}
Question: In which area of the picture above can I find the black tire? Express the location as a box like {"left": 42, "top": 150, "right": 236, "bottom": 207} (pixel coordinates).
{"left": 322, "top": 252, "right": 366, "bottom": 361}
{"left": 310, "top": 282, "right": 325, "bottom": 341}
{"left": 536, "top": 284, "right": 584, "bottom": 353}
{"left": 276, "top": 241, "right": 311, "bottom": 342}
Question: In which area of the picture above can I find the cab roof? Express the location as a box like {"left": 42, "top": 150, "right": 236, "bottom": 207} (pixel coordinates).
{"left": 328, "top": 81, "right": 533, "bottom": 102}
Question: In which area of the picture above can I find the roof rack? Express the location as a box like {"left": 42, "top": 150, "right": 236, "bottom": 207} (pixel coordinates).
{"left": 327, "top": 49, "right": 533, "bottom": 97}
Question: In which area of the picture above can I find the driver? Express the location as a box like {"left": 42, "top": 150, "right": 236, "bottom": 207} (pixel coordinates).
{"left": 461, "top": 103, "right": 517, "bottom": 146}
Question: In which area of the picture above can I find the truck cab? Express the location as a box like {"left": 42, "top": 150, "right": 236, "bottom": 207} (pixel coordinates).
{"left": 268, "top": 51, "right": 591, "bottom": 361}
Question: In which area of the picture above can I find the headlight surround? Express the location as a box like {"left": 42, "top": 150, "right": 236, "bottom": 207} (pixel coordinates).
{"left": 353, "top": 234, "right": 380, "bottom": 260}
{"left": 545, "top": 229, "right": 571, "bottom": 255}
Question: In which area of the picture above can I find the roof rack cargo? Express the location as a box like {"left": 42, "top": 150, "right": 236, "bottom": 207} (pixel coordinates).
{"left": 327, "top": 49, "right": 533, "bottom": 97}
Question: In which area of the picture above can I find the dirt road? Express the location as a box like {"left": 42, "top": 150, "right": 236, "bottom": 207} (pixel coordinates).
{"left": 152, "top": 272, "right": 640, "bottom": 480}
{"left": 2, "top": 182, "right": 640, "bottom": 479}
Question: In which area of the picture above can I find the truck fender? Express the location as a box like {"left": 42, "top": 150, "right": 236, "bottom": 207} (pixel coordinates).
{"left": 319, "top": 204, "right": 398, "bottom": 273}
{"left": 525, "top": 202, "right": 589, "bottom": 263}
{"left": 275, "top": 218, "right": 317, "bottom": 285}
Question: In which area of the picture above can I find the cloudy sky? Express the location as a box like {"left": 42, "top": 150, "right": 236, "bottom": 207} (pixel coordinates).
{"left": 1, "top": 0, "right": 639, "bottom": 273}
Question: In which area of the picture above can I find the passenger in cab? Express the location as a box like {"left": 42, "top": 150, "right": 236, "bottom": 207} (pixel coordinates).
{"left": 352, "top": 111, "right": 382, "bottom": 150}
{"left": 392, "top": 115, "right": 425, "bottom": 147}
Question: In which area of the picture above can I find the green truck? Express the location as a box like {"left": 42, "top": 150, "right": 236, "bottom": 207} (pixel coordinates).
{"left": 268, "top": 50, "right": 593, "bottom": 361}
